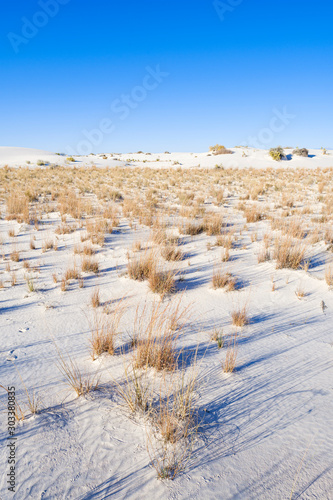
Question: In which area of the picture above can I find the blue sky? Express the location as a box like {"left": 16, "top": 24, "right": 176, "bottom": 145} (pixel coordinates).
{"left": 1, "top": 0, "right": 332, "bottom": 153}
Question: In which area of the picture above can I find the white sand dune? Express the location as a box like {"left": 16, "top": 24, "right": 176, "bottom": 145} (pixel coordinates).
{"left": 0, "top": 150, "right": 332, "bottom": 499}
{"left": 0, "top": 146, "right": 332, "bottom": 169}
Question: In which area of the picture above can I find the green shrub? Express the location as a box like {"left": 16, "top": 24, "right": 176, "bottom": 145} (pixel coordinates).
{"left": 269, "top": 146, "right": 285, "bottom": 161}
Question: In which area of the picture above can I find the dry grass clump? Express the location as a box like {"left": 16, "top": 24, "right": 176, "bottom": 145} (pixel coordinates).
{"left": 221, "top": 247, "right": 230, "bottom": 262}
{"left": 11, "top": 271, "right": 17, "bottom": 286}
{"left": 325, "top": 265, "right": 333, "bottom": 287}
{"left": 30, "top": 236, "right": 36, "bottom": 250}
{"left": 212, "top": 267, "right": 237, "bottom": 291}
{"left": 274, "top": 236, "right": 306, "bottom": 269}
{"left": 89, "top": 305, "right": 124, "bottom": 359}
{"left": 147, "top": 367, "right": 199, "bottom": 480}
{"left": 42, "top": 237, "right": 57, "bottom": 252}
{"left": 115, "top": 365, "right": 154, "bottom": 414}
{"left": 61, "top": 278, "right": 67, "bottom": 291}
{"left": 133, "top": 300, "right": 188, "bottom": 371}
{"left": 216, "top": 233, "right": 233, "bottom": 249}
{"left": 55, "top": 223, "right": 76, "bottom": 235}
{"left": 91, "top": 288, "right": 100, "bottom": 308}
{"left": 182, "top": 221, "right": 205, "bottom": 236}
{"left": 231, "top": 305, "right": 249, "bottom": 327}
{"left": 6, "top": 193, "right": 29, "bottom": 223}
{"left": 81, "top": 256, "right": 99, "bottom": 274}
{"left": 135, "top": 330, "right": 177, "bottom": 371}
{"left": 0, "top": 385, "right": 24, "bottom": 421}
{"left": 204, "top": 213, "right": 224, "bottom": 236}
{"left": 295, "top": 285, "right": 306, "bottom": 298}
{"left": 64, "top": 265, "right": 80, "bottom": 281}
{"left": 58, "top": 191, "right": 82, "bottom": 219}
{"left": 161, "top": 245, "right": 183, "bottom": 261}
{"left": 223, "top": 334, "right": 238, "bottom": 373}
{"left": 10, "top": 248, "right": 20, "bottom": 262}
{"left": 148, "top": 269, "right": 177, "bottom": 297}
{"left": 54, "top": 343, "right": 100, "bottom": 396}
{"left": 211, "top": 329, "right": 225, "bottom": 348}
{"left": 127, "top": 250, "right": 157, "bottom": 281}
{"left": 243, "top": 205, "right": 264, "bottom": 223}
{"left": 257, "top": 246, "right": 271, "bottom": 263}
{"left": 283, "top": 219, "right": 305, "bottom": 239}
{"left": 74, "top": 244, "right": 95, "bottom": 255}
{"left": 86, "top": 219, "right": 111, "bottom": 246}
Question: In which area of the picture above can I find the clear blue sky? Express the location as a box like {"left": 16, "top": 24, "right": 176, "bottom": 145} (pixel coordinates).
{"left": 1, "top": 0, "right": 332, "bottom": 153}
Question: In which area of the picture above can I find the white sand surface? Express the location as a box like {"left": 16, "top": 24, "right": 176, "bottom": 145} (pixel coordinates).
{"left": 0, "top": 149, "right": 332, "bottom": 499}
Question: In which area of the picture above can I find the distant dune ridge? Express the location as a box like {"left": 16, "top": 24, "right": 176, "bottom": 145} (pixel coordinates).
{"left": 0, "top": 146, "right": 332, "bottom": 169}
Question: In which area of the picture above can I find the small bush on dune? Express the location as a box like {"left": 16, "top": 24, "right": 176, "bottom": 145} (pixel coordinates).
{"left": 293, "top": 147, "right": 309, "bottom": 157}
{"left": 209, "top": 144, "right": 233, "bottom": 155}
{"left": 269, "top": 146, "right": 285, "bottom": 161}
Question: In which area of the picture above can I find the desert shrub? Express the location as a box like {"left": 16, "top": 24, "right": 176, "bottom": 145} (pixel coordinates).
{"left": 209, "top": 144, "right": 233, "bottom": 155}
{"left": 269, "top": 146, "right": 285, "bottom": 161}
{"left": 292, "top": 147, "right": 309, "bottom": 157}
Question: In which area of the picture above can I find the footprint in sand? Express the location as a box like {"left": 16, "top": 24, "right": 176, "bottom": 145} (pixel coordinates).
{"left": 6, "top": 350, "right": 17, "bottom": 361}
